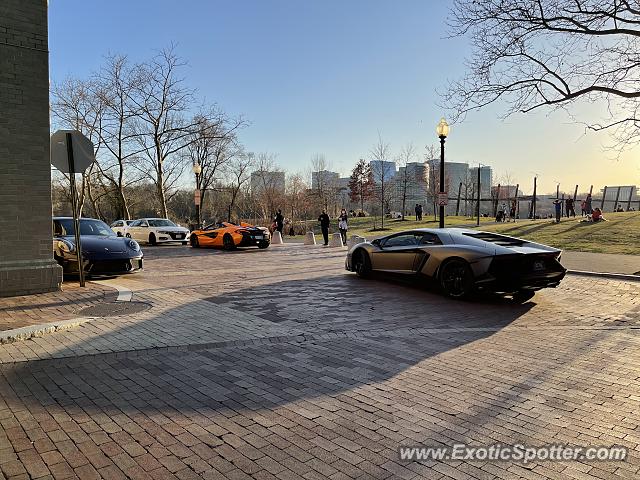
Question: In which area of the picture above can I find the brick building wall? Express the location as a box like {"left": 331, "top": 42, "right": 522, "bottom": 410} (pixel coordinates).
{"left": 0, "top": 0, "right": 63, "bottom": 296}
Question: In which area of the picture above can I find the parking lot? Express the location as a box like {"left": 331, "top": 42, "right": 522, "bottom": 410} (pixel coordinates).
{"left": 2, "top": 244, "right": 640, "bottom": 479}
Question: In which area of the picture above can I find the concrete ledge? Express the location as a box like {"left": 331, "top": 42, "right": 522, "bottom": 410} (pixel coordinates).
{"left": 0, "top": 317, "right": 93, "bottom": 344}
{"left": 567, "top": 270, "right": 640, "bottom": 282}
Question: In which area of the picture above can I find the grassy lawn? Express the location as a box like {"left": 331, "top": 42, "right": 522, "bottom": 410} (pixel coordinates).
{"left": 477, "top": 211, "right": 640, "bottom": 255}
{"left": 285, "top": 212, "right": 640, "bottom": 255}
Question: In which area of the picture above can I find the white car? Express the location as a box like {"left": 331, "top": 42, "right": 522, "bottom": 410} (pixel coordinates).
{"left": 125, "top": 218, "right": 190, "bottom": 245}
{"left": 110, "top": 219, "right": 134, "bottom": 237}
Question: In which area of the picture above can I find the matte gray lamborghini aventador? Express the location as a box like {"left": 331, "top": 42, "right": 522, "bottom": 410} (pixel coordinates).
{"left": 345, "top": 228, "right": 566, "bottom": 300}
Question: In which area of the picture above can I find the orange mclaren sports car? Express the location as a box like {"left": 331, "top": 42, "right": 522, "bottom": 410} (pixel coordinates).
{"left": 190, "top": 222, "right": 271, "bottom": 250}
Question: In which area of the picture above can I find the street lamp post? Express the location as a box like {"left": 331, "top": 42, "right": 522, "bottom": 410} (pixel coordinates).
{"left": 192, "top": 162, "right": 202, "bottom": 228}
{"left": 436, "top": 118, "right": 449, "bottom": 229}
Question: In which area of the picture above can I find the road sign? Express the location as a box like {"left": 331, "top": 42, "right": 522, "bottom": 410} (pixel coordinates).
{"left": 50, "top": 130, "right": 95, "bottom": 174}
{"left": 194, "top": 189, "right": 201, "bottom": 206}
{"left": 438, "top": 192, "right": 448, "bottom": 206}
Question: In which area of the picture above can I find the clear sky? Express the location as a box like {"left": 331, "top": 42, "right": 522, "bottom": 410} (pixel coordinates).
{"left": 48, "top": 0, "right": 640, "bottom": 195}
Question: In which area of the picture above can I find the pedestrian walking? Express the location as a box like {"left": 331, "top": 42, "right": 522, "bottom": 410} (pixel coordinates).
{"left": 580, "top": 199, "right": 587, "bottom": 216}
{"left": 338, "top": 208, "right": 348, "bottom": 245}
{"left": 414, "top": 204, "right": 420, "bottom": 221}
{"left": 274, "top": 209, "right": 284, "bottom": 233}
{"left": 509, "top": 199, "right": 517, "bottom": 222}
{"left": 553, "top": 199, "right": 562, "bottom": 223}
{"left": 417, "top": 204, "right": 423, "bottom": 221}
{"left": 318, "top": 210, "right": 330, "bottom": 246}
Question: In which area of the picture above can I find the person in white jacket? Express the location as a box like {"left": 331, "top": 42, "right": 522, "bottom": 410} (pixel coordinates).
{"left": 338, "top": 208, "right": 348, "bottom": 245}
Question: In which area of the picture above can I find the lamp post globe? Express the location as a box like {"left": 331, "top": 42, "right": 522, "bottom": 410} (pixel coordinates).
{"left": 436, "top": 118, "right": 449, "bottom": 228}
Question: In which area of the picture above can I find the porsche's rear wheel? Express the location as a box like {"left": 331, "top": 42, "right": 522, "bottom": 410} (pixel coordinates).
{"left": 439, "top": 259, "right": 474, "bottom": 299}
{"left": 190, "top": 235, "right": 200, "bottom": 248}
{"left": 223, "top": 234, "right": 235, "bottom": 251}
{"left": 352, "top": 249, "right": 372, "bottom": 278}
{"left": 149, "top": 233, "right": 157, "bottom": 246}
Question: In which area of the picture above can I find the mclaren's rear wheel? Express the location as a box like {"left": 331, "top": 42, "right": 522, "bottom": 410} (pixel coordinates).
{"left": 190, "top": 235, "right": 199, "bottom": 248}
{"left": 223, "top": 234, "right": 235, "bottom": 251}
{"left": 353, "top": 249, "right": 372, "bottom": 278}
{"left": 439, "top": 259, "right": 474, "bottom": 299}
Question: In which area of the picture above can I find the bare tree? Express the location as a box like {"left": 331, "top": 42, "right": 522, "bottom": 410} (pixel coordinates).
{"left": 369, "top": 135, "right": 394, "bottom": 229}
{"left": 131, "top": 47, "right": 199, "bottom": 218}
{"left": 186, "top": 110, "right": 246, "bottom": 224}
{"left": 223, "top": 151, "right": 254, "bottom": 222}
{"left": 251, "top": 153, "right": 285, "bottom": 219}
{"left": 92, "top": 54, "right": 151, "bottom": 219}
{"left": 51, "top": 77, "right": 106, "bottom": 218}
{"left": 445, "top": 0, "right": 640, "bottom": 148}
{"left": 396, "top": 142, "right": 417, "bottom": 220}
{"left": 424, "top": 144, "right": 440, "bottom": 220}
{"left": 310, "top": 153, "right": 337, "bottom": 212}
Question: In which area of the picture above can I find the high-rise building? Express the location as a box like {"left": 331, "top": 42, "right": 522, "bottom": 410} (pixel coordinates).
{"left": 311, "top": 170, "right": 340, "bottom": 190}
{"left": 468, "top": 166, "right": 493, "bottom": 200}
{"left": 250, "top": 170, "right": 285, "bottom": 195}
{"left": 369, "top": 160, "right": 396, "bottom": 182}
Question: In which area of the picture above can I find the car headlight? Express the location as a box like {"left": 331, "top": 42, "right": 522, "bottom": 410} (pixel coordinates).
{"left": 58, "top": 239, "right": 75, "bottom": 253}
{"left": 126, "top": 239, "right": 140, "bottom": 251}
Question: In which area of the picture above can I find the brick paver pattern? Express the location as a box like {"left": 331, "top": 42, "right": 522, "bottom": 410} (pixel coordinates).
{"left": 0, "top": 283, "right": 117, "bottom": 332}
{"left": 1, "top": 244, "right": 640, "bottom": 479}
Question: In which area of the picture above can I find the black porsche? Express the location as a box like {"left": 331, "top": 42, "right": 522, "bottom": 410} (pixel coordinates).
{"left": 53, "top": 217, "right": 144, "bottom": 276}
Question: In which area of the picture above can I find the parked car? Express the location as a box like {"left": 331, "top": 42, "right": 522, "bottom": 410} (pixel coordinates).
{"left": 125, "top": 218, "right": 190, "bottom": 245}
{"left": 345, "top": 228, "right": 566, "bottom": 300}
{"left": 53, "top": 217, "right": 143, "bottom": 276}
{"left": 110, "top": 219, "right": 134, "bottom": 237}
{"left": 190, "top": 221, "right": 270, "bottom": 250}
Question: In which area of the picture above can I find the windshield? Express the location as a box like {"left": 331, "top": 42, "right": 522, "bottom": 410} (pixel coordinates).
{"left": 148, "top": 219, "right": 177, "bottom": 227}
{"left": 54, "top": 219, "right": 115, "bottom": 237}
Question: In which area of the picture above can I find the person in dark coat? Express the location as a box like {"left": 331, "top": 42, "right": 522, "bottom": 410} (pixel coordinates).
{"left": 275, "top": 210, "right": 284, "bottom": 233}
{"left": 318, "top": 210, "right": 330, "bottom": 246}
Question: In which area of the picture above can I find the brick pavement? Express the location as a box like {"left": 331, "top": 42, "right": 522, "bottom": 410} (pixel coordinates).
{"left": 1, "top": 245, "right": 640, "bottom": 479}
{"left": 0, "top": 282, "right": 117, "bottom": 332}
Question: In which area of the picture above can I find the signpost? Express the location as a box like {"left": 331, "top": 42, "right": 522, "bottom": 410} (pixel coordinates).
{"left": 50, "top": 130, "right": 96, "bottom": 287}
{"left": 438, "top": 192, "right": 448, "bottom": 206}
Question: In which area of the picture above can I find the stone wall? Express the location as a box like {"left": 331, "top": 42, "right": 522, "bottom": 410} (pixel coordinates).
{"left": 0, "top": 0, "right": 63, "bottom": 296}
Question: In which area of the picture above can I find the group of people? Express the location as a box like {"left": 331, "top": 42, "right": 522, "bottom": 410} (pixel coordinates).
{"left": 317, "top": 209, "right": 349, "bottom": 246}
{"left": 272, "top": 208, "right": 350, "bottom": 246}
{"left": 496, "top": 199, "right": 518, "bottom": 222}
{"left": 552, "top": 194, "right": 606, "bottom": 223}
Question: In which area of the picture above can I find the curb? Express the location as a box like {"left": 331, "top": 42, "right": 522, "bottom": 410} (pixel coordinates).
{"left": 567, "top": 270, "right": 640, "bottom": 282}
{"left": 0, "top": 317, "right": 94, "bottom": 344}
{"left": 91, "top": 280, "right": 133, "bottom": 302}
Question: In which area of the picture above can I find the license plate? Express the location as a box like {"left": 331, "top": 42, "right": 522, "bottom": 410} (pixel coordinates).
{"left": 254, "top": 235, "right": 263, "bottom": 240}
{"left": 533, "top": 261, "right": 545, "bottom": 271}
{"left": 177, "top": 234, "right": 184, "bottom": 239}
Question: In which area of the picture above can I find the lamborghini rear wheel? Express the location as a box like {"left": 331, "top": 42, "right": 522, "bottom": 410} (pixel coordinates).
{"left": 439, "top": 259, "right": 474, "bottom": 299}
{"left": 223, "top": 234, "right": 235, "bottom": 250}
